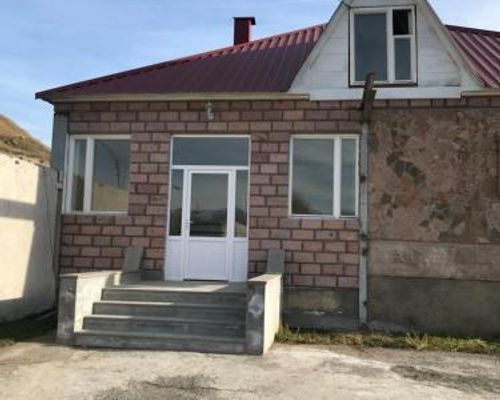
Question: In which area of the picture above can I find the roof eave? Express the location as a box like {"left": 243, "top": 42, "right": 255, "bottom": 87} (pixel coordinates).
{"left": 36, "top": 91, "right": 311, "bottom": 104}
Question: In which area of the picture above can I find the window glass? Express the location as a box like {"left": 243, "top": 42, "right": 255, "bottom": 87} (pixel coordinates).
{"left": 235, "top": 170, "right": 248, "bottom": 237}
{"left": 292, "top": 139, "right": 334, "bottom": 215}
{"left": 173, "top": 137, "right": 249, "bottom": 166}
{"left": 169, "top": 170, "right": 184, "bottom": 236}
{"left": 189, "top": 173, "right": 228, "bottom": 237}
{"left": 355, "top": 13, "right": 388, "bottom": 82}
{"left": 91, "top": 139, "right": 130, "bottom": 212}
{"left": 395, "top": 38, "right": 412, "bottom": 81}
{"left": 341, "top": 139, "right": 357, "bottom": 217}
{"left": 393, "top": 9, "right": 411, "bottom": 35}
{"left": 71, "top": 139, "right": 87, "bottom": 211}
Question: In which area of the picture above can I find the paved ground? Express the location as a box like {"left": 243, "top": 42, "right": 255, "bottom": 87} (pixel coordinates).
{"left": 0, "top": 333, "right": 499, "bottom": 400}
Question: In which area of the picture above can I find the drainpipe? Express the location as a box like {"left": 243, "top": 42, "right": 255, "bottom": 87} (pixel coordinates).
{"left": 359, "top": 74, "right": 376, "bottom": 328}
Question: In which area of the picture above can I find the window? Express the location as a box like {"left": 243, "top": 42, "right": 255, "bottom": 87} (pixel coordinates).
{"left": 172, "top": 137, "right": 249, "bottom": 166}
{"left": 168, "top": 136, "right": 250, "bottom": 238}
{"left": 290, "top": 136, "right": 358, "bottom": 218}
{"left": 351, "top": 7, "right": 416, "bottom": 85}
{"left": 65, "top": 135, "right": 130, "bottom": 213}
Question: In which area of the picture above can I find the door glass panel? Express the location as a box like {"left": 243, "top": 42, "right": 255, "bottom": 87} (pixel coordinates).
{"left": 292, "top": 139, "right": 334, "bottom": 215}
{"left": 169, "top": 169, "right": 184, "bottom": 236}
{"left": 235, "top": 171, "right": 248, "bottom": 237}
{"left": 341, "top": 139, "right": 357, "bottom": 217}
{"left": 91, "top": 139, "right": 130, "bottom": 212}
{"left": 70, "top": 139, "right": 87, "bottom": 211}
{"left": 354, "top": 13, "right": 388, "bottom": 82}
{"left": 190, "top": 173, "right": 228, "bottom": 237}
{"left": 173, "top": 137, "right": 249, "bottom": 166}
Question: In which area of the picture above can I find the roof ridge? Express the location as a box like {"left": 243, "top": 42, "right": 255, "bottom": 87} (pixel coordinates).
{"left": 446, "top": 24, "right": 500, "bottom": 37}
{"left": 36, "top": 23, "right": 326, "bottom": 98}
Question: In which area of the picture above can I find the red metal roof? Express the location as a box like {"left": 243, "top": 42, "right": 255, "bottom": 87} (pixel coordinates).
{"left": 36, "top": 23, "right": 500, "bottom": 101}
{"left": 447, "top": 25, "right": 500, "bottom": 88}
{"left": 36, "top": 24, "right": 325, "bottom": 100}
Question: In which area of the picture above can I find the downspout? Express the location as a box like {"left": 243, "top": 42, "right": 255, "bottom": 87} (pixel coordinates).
{"left": 359, "top": 74, "right": 376, "bottom": 328}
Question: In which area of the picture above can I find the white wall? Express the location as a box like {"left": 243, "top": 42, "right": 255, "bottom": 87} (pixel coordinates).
{"left": 0, "top": 153, "right": 58, "bottom": 322}
{"left": 290, "top": 0, "right": 481, "bottom": 100}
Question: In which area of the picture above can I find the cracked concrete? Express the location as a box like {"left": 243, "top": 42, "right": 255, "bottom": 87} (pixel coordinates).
{"left": 0, "top": 333, "right": 499, "bottom": 400}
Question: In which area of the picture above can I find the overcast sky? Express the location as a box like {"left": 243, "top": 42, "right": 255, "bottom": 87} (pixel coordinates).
{"left": 1, "top": 0, "right": 499, "bottom": 146}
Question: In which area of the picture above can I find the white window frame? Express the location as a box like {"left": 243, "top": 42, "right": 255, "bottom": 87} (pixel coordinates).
{"left": 64, "top": 134, "right": 131, "bottom": 215}
{"left": 289, "top": 135, "right": 359, "bottom": 219}
{"left": 167, "top": 135, "right": 251, "bottom": 238}
{"left": 349, "top": 6, "right": 417, "bottom": 86}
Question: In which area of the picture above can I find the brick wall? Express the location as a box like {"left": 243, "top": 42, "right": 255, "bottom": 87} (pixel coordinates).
{"left": 57, "top": 97, "right": 499, "bottom": 288}
{"left": 57, "top": 99, "right": 365, "bottom": 288}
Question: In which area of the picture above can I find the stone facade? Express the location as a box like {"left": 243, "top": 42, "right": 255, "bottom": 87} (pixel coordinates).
{"left": 58, "top": 99, "right": 361, "bottom": 289}
{"left": 368, "top": 96, "right": 500, "bottom": 337}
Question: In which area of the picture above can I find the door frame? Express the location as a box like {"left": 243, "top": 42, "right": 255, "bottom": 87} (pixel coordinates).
{"left": 164, "top": 135, "right": 251, "bottom": 282}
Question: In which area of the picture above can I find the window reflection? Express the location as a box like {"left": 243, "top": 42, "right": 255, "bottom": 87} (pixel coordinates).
{"left": 71, "top": 139, "right": 87, "bottom": 211}
{"left": 91, "top": 140, "right": 130, "bottom": 212}
{"left": 190, "top": 174, "right": 228, "bottom": 237}
{"left": 235, "top": 171, "right": 248, "bottom": 237}
{"left": 173, "top": 137, "right": 249, "bottom": 166}
{"left": 355, "top": 13, "right": 388, "bottom": 82}
{"left": 169, "top": 170, "right": 184, "bottom": 236}
{"left": 292, "top": 139, "right": 334, "bottom": 215}
{"left": 341, "top": 139, "right": 357, "bottom": 216}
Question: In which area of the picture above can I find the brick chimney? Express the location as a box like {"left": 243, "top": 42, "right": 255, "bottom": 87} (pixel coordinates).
{"left": 233, "top": 17, "right": 256, "bottom": 45}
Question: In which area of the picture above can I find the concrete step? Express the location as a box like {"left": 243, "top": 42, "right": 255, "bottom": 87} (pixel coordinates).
{"left": 101, "top": 288, "right": 247, "bottom": 306}
{"left": 75, "top": 329, "right": 247, "bottom": 354}
{"left": 83, "top": 315, "right": 245, "bottom": 338}
{"left": 93, "top": 301, "right": 246, "bottom": 321}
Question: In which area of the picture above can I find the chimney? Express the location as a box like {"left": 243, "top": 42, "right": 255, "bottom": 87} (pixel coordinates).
{"left": 233, "top": 17, "right": 256, "bottom": 45}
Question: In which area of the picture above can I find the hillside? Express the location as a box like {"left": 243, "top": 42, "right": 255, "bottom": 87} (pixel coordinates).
{"left": 0, "top": 115, "right": 50, "bottom": 165}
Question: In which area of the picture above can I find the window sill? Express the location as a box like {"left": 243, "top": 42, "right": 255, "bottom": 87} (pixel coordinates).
{"left": 288, "top": 215, "right": 359, "bottom": 220}
{"left": 349, "top": 81, "right": 417, "bottom": 88}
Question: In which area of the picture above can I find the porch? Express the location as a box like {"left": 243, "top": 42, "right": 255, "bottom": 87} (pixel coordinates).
{"left": 56, "top": 250, "right": 284, "bottom": 355}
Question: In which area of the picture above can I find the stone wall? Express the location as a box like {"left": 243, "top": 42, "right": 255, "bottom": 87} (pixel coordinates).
{"left": 57, "top": 100, "right": 361, "bottom": 291}
{"left": 368, "top": 97, "right": 500, "bottom": 337}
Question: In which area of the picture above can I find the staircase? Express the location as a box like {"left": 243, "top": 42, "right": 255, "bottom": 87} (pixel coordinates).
{"left": 74, "top": 282, "right": 248, "bottom": 354}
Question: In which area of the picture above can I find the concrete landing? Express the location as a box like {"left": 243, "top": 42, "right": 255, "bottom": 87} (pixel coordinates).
{"left": 119, "top": 281, "right": 248, "bottom": 293}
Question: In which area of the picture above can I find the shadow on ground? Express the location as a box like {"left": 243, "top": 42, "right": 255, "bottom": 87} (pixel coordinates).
{"left": 392, "top": 365, "right": 500, "bottom": 396}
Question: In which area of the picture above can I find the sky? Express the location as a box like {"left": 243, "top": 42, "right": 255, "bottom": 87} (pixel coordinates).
{"left": 1, "top": 0, "right": 499, "bottom": 146}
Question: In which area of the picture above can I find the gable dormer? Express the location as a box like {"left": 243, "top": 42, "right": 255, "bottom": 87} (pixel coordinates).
{"left": 290, "top": 0, "right": 483, "bottom": 99}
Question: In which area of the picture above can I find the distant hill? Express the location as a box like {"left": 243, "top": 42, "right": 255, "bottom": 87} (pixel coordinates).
{"left": 0, "top": 115, "right": 50, "bottom": 165}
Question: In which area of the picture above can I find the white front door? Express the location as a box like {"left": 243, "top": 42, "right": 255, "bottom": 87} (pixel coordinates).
{"left": 165, "top": 167, "right": 249, "bottom": 282}
{"left": 185, "top": 170, "right": 232, "bottom": 280}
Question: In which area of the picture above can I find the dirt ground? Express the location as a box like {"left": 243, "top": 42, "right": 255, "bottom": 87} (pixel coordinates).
{"left": 0, "top": 332, "right": 499, "bottom": 400}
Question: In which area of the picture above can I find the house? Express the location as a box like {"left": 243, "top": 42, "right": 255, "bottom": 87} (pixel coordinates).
{"left": 36, "top": 0, "right": 500, "bottom": 353}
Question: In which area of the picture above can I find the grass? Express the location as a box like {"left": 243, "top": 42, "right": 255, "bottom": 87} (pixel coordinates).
{"left": 0, "top": 310, "right": 57, "bottom": 349}
{"left": 276, "top": 325, "right": 500, "bottom": 355}
{"left": 0, "top": 114, "right": 50, "bottom": 165}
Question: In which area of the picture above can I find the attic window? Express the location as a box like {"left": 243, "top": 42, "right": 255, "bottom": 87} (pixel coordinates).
{"left": 350, "top": 7, "right": 416, "bottom": 85}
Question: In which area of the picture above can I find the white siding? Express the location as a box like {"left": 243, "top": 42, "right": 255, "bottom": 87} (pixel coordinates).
{"left": 290, "top": 0, "right": 481, "bottom": 100}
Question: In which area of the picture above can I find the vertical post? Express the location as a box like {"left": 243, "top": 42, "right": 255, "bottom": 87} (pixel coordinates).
{"left": 359, "top": 73, "right": 376, "bottom": 327}
{"left": 51, "top": 113, "right": 69, "bottom": 301}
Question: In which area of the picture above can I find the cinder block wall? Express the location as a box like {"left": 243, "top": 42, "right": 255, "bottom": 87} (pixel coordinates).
{"left": 368, "top": 97, "right": 500, "bottom": 337}
{"left": 58, "top": 100, "right": 362, "bottom": 291}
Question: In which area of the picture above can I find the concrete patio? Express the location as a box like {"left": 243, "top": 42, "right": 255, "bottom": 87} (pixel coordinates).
{"left": 0, "top": 333, "right": 499, "bottom": 400}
